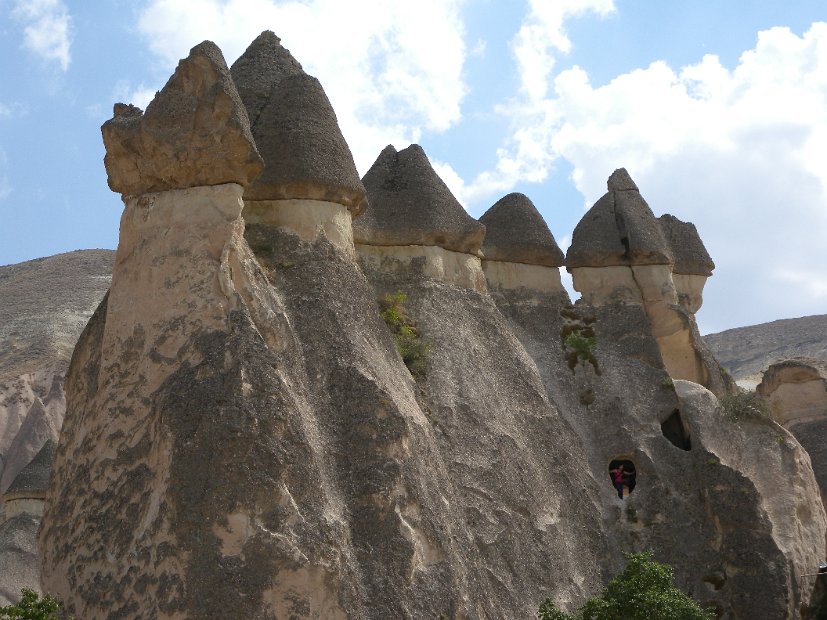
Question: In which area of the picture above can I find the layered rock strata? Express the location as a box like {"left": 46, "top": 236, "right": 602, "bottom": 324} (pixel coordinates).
{"left": 479, "top": 193, "right": 565, "bottom": 294}
{"left": 566, "top": 170, "right": 726, "bottom": 393}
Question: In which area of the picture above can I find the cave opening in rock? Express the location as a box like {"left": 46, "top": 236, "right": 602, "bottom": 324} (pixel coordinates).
{"left": 661, "top": 409, "right": 691, "bottom": 451}
{"left": 608, "top": 459, "right": 636, "bottom": 499}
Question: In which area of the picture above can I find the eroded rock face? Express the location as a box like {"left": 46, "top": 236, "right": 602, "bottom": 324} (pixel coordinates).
{"left": 758, "top": 359, "right": 827, "bottom": 506}
{"left": 353, "top": 144, "right": 485, "bottom": 254}
{"left": 480, "top": 193, "right": 564, "bottom": 267}
{"left": 102, "top": 41, "right": 263, "bottom": 195}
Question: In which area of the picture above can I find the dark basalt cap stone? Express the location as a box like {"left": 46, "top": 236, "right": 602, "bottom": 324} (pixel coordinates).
{"left": 353, "top": 144, "right": 486, "bottom": 255}
{"left": 231, "top": 32, "right": 366, "bottom": 213}
{"left": 242, "top": 72, "right": 367, "bottom": 213}
{"left": 658, "top": 214, "right": 715, "bottom": 276}
{"left": 102, "top": 40, "right": 263, "bottom": 195}
{"left": 230, "top": 30, "right": 304, "bottom": 129}
{"left": 479, "top": 193, "right": 564, "bottom": 267}
{"left": 566, "top": 168, "right": 673, "bottom": 269}
{"left": 4, "top": 440, "right": 56, "bottom": 498}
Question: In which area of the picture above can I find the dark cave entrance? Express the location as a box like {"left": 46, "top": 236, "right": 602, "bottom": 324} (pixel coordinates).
{"left": 609, "top": 459, "right": 636, "bottom": 499}
{"left": 661, "top": 409, "right": 691, "bottom": 451}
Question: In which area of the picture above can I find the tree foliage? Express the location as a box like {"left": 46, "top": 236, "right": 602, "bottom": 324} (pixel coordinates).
{"left": 0, "top": 589, "right": 67, "bottom": 620}
{"left": 538, "top": 552, "right": 713, "bottom": 620}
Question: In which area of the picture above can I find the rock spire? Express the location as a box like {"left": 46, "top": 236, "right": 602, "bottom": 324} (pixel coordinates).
{"left": 4, "top": 439, "right": 54, "bottom": 500}
{"left": 231, "top": 32, "right": 367, "bottom": 213}
{"left": 101, "top": 41, "right": 263, "bottom": 195}
{"left": 566, "top": 168, "right": 672, "bottom": 268}
{"left": 479, "top": 193, "right": 564, "bottom": 267}
{"left": 353, "top": 144, "right": 485, "bottom": 254}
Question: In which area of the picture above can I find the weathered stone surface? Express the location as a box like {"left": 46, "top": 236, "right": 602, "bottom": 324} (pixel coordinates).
{"left": 229, "top": 30, "right": 304, "bottom": 128}
{"left": 658, "top": 214, "right": 715, "bottom": 276}
{"left": 0, "top": 400, "right": 58, "bottom": 494}
{"left": 566, "top": 168, "right": 673, "bottom": 268}
{"left": 482, "top": 261, "right": 564, "bottom": 294}
{"left": 4, "top": 440, "right": 53, "bottom": 501}
{"left": 758, "top": 358, "right": 827, "bottom": 427}
{"left": 479, "top": 193, "right": 564, "bottom": 267}
{"left": 231, "top": 35, "right": 366, "bottom": 213}
{"left": 102, "top": 41, "right": 263, "bottom": 195}
{"left": 353, "top": 144, "right": 485, "bottom": 254}
{"left": 356, "top": 244, "right": 487, "bottom": 292}
{"left": 0, "top": 514, "right": 40, "bottom": 606}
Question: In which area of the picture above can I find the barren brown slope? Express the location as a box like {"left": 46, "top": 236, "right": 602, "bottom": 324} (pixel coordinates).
{"left": 704, "top": 315, "right": 827, "bottom": 382}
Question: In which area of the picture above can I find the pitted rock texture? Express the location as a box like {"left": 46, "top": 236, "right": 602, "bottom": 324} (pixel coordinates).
{"left": 353, "top": 144, "right": 485, "bottom": 255}
{"left": 486, "top": 278, "right": 826, "bottom": 619}
{"left": 231, "top": 33, "right": 366, "bottom": 213}
{"left": 566, "top": 168, "right": 673, "bottom": 268}
{"left": 0, "top": 514, "right": 40, "bottom": 606}
{"left": 102, "top": 41, "right": 263, "bottom": 195}
{"left": 479, "top": 193, "right": 564, "bottom": 267}
{"left": 229, "top": 30, "right": 304, "bottom": 127}
{"left": 658, "top": 214, "right": 715, "bottom": 276}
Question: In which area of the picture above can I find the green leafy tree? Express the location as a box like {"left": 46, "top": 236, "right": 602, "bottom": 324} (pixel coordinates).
{"left": 720, "top": 390, "right": 772, "bottom": 421}
{"left": 0, "top": 589, "right": 68, "bottom": 620}
{"left": 538, "top": 552, "right": 713, "bottom": 620}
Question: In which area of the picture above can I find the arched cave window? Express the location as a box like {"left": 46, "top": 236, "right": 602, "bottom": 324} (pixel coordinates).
{"left": 608, "top": 459, "right": 636, "bottom": 499}
{"left": 661, "top": 409, "right": 691, "bottom": 451}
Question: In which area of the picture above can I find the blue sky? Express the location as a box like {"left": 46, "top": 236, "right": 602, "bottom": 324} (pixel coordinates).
{"left": 1, "top": 0, "right": 826, "bottom": 334}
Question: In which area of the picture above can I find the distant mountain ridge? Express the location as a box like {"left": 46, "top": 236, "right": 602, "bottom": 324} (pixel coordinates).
{"left": 704, "top": 314, "right": 827, "bottom": 386}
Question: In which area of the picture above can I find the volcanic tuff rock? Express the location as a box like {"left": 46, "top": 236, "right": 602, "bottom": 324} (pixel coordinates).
{"left": 757, "top": 359, "right": 827, "bottom": 506}
{"left": 479, "top": 193, "right": 564, "bottom": 267}
{"left": 657, "top": 214, "right": 714, "bottom": 276}
{"left": 231, "top": 32, "right": 366, "bottom": 213}
{"left": 567, "top": 168, "right": 673, "bottom": 268}
{"left": 101, "top": 41, "right": 263, "bottom": 195}
{"left": 35, "top": 33, "right": 827, "bottom": 620}
{"left": 353, "top": 144, "right": 485, "bottom": 254}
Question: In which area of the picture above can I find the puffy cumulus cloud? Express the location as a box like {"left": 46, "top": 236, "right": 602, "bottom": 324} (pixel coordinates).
{"left": 135, "top": 0, "right": 468, "bottom": 173}
{"left": 112, "top": 81, "right": 158, "bottom": 111}
{"left": 11, "top": 0, "right": 73, "bottom": 71}
{"left": 467, "top": 19, "right": 827, "bottom": 331}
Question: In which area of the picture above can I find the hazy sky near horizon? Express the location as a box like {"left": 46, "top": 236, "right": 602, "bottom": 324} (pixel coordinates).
{"left": 0, "top": 0, "right": 825, "bottom": 334}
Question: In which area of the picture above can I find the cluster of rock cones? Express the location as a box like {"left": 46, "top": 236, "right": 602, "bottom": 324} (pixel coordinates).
{"left": 13, "top": 31, "right": 826, "bottom": 619}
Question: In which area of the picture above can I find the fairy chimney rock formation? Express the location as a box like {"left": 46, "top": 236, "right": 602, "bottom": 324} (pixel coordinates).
{"left": 3, "top": 439, "right": 54, "bottom": 521}
{"left": 658, "top": 214, "right": 714, "bottom": 313}
{"left": 353, "top": 144, "right": 486, "bottom": 291}
{"left": 101, "top": 41, "right": 263, "bottom": 195}
{"left": 479, "top": 193, "right": 565, "bottom": 293}
{"left": 231, "top": 32, "right": 366, "bottom": 257}
{"left": 567, "top": 169, "right": 715, "bottom": 386}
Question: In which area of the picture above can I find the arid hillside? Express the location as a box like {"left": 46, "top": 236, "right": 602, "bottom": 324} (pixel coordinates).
{"left": 705, "top": 315, "right": 827, "bottom": 387}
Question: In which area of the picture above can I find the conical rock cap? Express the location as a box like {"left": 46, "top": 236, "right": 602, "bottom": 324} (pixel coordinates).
{"left": 4, "top": 439, "right": 56, "bottom": 499}
{"left": 566, "top": 168, "right": 672, "bottom": 268}
{"left": 658, "top": 214, "right": 714, "bottom": 276}
{"left": 353, "top": 144, "right": 485, "bottom": 254}
{"left": 480, "top": 193, "right": 564, "bottom": 267}
{"left": 102, "top": 40, "right": 263, "bottom": 195}
{"left": 230, "top": 30, "right": 304, "bottom": 128}
{"left": 232, "top": 32, "right": 366, "bottom": 213}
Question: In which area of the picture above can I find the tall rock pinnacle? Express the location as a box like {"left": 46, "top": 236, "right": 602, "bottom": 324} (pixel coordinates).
{"left": 658, "top": 214, "right": 715, "bottom": 276}
{"left": 231, "top": 32, "right": 367, "bottom": 213}
{"left": 101, "top": 41, "right": 263, "bottom": 195}
{"left": 353, "top": 144, "right": 485, "bottom": 255}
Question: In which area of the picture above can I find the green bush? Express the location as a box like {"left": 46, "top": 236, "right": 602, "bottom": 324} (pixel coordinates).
{"left": 720, "top": 390, "right": 771, "bottom": 421}
{"left": 0, "top": 589, "right": 68, "bottom": 620}
{"left": 564, "top": 330, "right": 599, "bottom": 374}
{"left": 538, "top": 551, "right": 713, "bottom": 620}
{"left": 379, "top": 291, "right": 429, "bottom": 378}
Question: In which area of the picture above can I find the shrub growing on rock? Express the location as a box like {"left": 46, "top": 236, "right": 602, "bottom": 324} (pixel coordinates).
{"left": 720, "top": 390, "right": 771, "bottom": 421}
{"left": 379, "top": 290, "right": 429, "bottom": 378}
{"left": 0, "top": 589, "right": 68, "bottom": 620}
{"left": 538, "top": 551, "right": 713, "bottom": 620}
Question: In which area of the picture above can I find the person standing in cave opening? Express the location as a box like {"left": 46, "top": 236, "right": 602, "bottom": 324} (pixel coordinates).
{"left": 623, "top": 464, "right": 636, "bottom": 493}
{"left": 610, "top": 465, "right": 625, "bottom": 499}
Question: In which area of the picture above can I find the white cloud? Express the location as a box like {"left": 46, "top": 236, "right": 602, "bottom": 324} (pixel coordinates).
{"left": 135, "top": 0, "right": 468, "bottom": 173}
{"left": 0, "top": 149, "right": 11, "bottom": 201}
{"left": 112, "top": 81, "right": 158, "bottom": 111}
{"left": 12, "top": 0, "right": 73, "bottom": 71}
{"left": 474, "top": 18, "right": 827, "bottom": 330}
